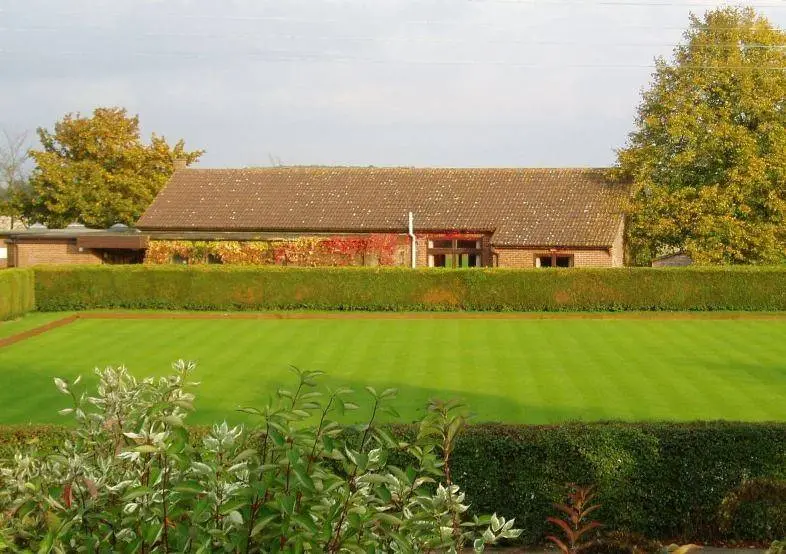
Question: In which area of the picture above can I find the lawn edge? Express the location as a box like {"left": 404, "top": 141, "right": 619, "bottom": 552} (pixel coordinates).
{"left": 0, "top": 315, "right": 80, "bottom": 348}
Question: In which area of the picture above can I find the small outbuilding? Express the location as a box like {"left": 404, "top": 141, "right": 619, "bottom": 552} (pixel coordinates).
{"left": 1, "top": 223, "right": 149, "bottom": 268}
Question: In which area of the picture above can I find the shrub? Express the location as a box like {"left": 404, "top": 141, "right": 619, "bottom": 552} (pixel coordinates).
{"left": 0, "top": 268, "right": 34, "bottom": 320}
{"left": 448, "top": 422, "right": 786, "bottom": 545}
{"left": 0, "top": 363, "right": 521, "bottom": 552}
{"left": 719, "top": 478, "right": 786, "bottom": 541}
{"left": 546, "top": 484, "right": 603, "bottom": 554}
{"left": 4, "top": 420, "right": 786, "bottom": 546}
{"left": 32, "top": 265, "right": 786, "bottom": 312}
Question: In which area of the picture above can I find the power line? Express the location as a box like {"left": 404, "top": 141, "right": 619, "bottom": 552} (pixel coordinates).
{"left": 2, "top": 27, "right": 786, "bottom": 48}
{"left": 1, "top": 48, "right": 784, "bottom": 69}
{"left": 3, "top": 8, "right": 786, "bottom": 30}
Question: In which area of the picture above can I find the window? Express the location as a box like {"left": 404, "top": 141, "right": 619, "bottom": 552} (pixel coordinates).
{"left": 428, "top": 237, "right": 484, "bottom": 268}
{"left": 0, "top": 247, "right": 6, "bottom": 260}
{"left": 535, "top": 253, "right": 574, "bottom": 268}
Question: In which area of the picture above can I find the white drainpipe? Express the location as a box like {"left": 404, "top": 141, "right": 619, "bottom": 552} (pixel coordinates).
{"left": 408, "top": 211, "right": 416, "bottom": 268}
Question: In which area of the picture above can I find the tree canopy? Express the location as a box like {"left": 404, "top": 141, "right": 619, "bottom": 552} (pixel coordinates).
{"left": 616, "top": 7, "right": 786, "bottom": 265}
{"left": 18, "top": 107, "right": 203, "bottom": 229}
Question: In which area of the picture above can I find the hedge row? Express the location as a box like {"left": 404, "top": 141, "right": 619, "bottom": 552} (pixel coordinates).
{"left": 0, "top": 268, "right": 35, "bottom": 320}
{"left": 446, "top": 422, "right": 786, "bottom": 544}
{"left": 4, "top": 422, "right": 786, "bottom": 544}
{"left": 33, "top": 264, "right": 786, "bottom": 312}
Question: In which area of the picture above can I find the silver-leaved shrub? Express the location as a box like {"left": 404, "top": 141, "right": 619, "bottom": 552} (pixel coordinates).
{"left": 0, "top": 361, "right": 521, "bottom": 552}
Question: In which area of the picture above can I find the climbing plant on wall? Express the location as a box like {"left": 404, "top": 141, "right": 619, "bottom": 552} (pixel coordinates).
{"left": 144, "top": 235, "right": 401, "bottom": 266}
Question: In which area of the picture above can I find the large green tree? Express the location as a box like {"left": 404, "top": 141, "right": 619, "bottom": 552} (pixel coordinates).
{"left": 616, "top": 7, "right": 786, "bottom": 265}
{"left": 19, "top": 107, "right": 203, "bottom": 228}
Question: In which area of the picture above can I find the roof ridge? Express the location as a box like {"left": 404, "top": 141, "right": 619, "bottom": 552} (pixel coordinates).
{"left": 177, "top": 166, "right": 612, "bottom": 172}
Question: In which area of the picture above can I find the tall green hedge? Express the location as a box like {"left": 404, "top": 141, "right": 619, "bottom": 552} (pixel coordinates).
{"left": 0, "top": 268, "right": 35, "bottom": 320}
{"left": 447, "top": 422, "right": 786, "bottom": 544}
{"left": 343, "top": 422, "right": 786, "bottom": 544}
{"left": 3, "top": 422, "right": 786, "bottom": 544}
{"left": 32, "top": 264, "right": 786, "bottom": 312}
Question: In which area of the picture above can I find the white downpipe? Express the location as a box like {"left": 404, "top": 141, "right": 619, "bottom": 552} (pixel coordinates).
{"left": 408, "top": 211, "right": 416, "bottom": 268}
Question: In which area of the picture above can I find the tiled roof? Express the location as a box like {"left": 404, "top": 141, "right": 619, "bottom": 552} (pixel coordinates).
{"left": 137, "top": 167, "right": 628, "bottom": 247}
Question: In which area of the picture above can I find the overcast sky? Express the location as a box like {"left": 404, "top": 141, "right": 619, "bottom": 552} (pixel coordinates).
{"left": 1, "top": 0, "right": 784, "bottom": 168}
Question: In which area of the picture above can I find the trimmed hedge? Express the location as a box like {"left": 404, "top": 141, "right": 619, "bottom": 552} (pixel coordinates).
{"left": 5, "top": 422, "right": 786, "bottom": 544}
{"left": 344, "top": 422, "right": 786, "bottom": 544}
{"left": 0, "top": 268, "right": 34, "bottom": 320}
{"left": 447, "top": 422, "right": 786, "bottom": 544}
{"left": 32, "top": 264, "right": 786, "bottom": 312}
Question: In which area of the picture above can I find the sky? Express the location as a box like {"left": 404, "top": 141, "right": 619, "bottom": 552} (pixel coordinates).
{"left": 1, "top": 0, "right": 785, "bottom": 168}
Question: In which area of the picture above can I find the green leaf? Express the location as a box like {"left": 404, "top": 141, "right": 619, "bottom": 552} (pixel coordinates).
{"left": 375, "top": 512, "right": 403, "bottom": 526}
{"left": 173, "top": 480, "right": 203, "bottom": 495}
{"left": 354, "top": 451, "right": 369, "bottom": 471}
{"left": 36, "top": 530, "right": 55, "bottom": 554}
{"left": 164, "top": 414, "right": 184, "bottom": 427}
{"left": 292, "top": 465, "right": 316, "bottom": 493}
{"left": 377, "top": 485, "right": 392, "bottom": 503}
{"left": 232, "top": 448, "right": 258, "bottom": 463}
{"left": 122, "top": 486, "right": 151, "bottom": 501}
{"left": 280, "top": 494, "right": 296, "bottom": 515}
{"left": 251, "top": 514, "right": 278, "bottom": 537}
{"left": 227, "top": 510, "right": 244, "bottom": 526}
{"left": 220, "top": 498, "right": 249, "bottom": 515}
{"left": 292, "top": 514, "right": 318, "bottom": 534}
{"left": 269, "top": 429, "right": 285, "bottom": 447}
{"left": 143, "top": 522, "right": 162, "bottom": 545}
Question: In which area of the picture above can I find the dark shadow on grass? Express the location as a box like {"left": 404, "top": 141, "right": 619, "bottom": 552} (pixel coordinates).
{"left": 196, "top": 375, "right": 615, "bottom": 426}
{"left": 2, "top": 366, "right": 611, "bottom": 427}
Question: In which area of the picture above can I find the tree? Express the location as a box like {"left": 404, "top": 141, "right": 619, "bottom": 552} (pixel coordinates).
{"left": 616, "top": 7, "right": 786, "bottom": 265}
{"left": 0, "top": 130, "right": 30, "bottom": 228}
{"left": 18, "top": 107, "right": 203, "bottom": 228}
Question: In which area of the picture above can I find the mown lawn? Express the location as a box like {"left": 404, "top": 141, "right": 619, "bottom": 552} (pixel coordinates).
{"left": 1, "top": 315, "right": 786, "bottom": 425}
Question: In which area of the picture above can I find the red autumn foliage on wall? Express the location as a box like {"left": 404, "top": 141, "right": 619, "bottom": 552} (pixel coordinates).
{"left": 144, "top": 234, "right": 401, "bottom": 266}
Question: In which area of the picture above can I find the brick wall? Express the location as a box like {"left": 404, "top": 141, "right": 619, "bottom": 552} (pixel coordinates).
{"left": 415, "top": 237, "right": 428, "bottom": 267}
{"left": 10, "top": 241, "right": 103, "bottom": 267}
{"left": 496, "top": 247, "right": 613, "bottom": 268}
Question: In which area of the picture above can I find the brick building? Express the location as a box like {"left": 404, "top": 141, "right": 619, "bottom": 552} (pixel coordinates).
{"left": 2, "top": 167, "right": 628, "bottom": 269}
{"left": 2, "top": 223, "right": 148, "bottom": 268}
{"left": 137, "top": 167, "right": 628, "bottom": 268}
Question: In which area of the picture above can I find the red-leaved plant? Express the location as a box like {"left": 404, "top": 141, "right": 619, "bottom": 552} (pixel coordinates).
{"left": 547, "top": 484, "right": 603, "bottom": 554}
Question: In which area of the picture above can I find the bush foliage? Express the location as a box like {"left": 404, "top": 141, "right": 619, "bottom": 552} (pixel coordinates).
{"left": 4, "top": 419, "right": 786, "bottom": 545}
{"left": 449, "top": 422, "right": 786, "bottom": 544}
{"left": 0, "top": 268, "right": 34, "bottom": 320}
{"left": 0, "top": 363, "right": 521, "bottom": 552}
{"left": 33, "top": 265, "right": 786, "bottom": 312}
{"left": 144, "top": 236, "right": 400, "bottom": 266}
